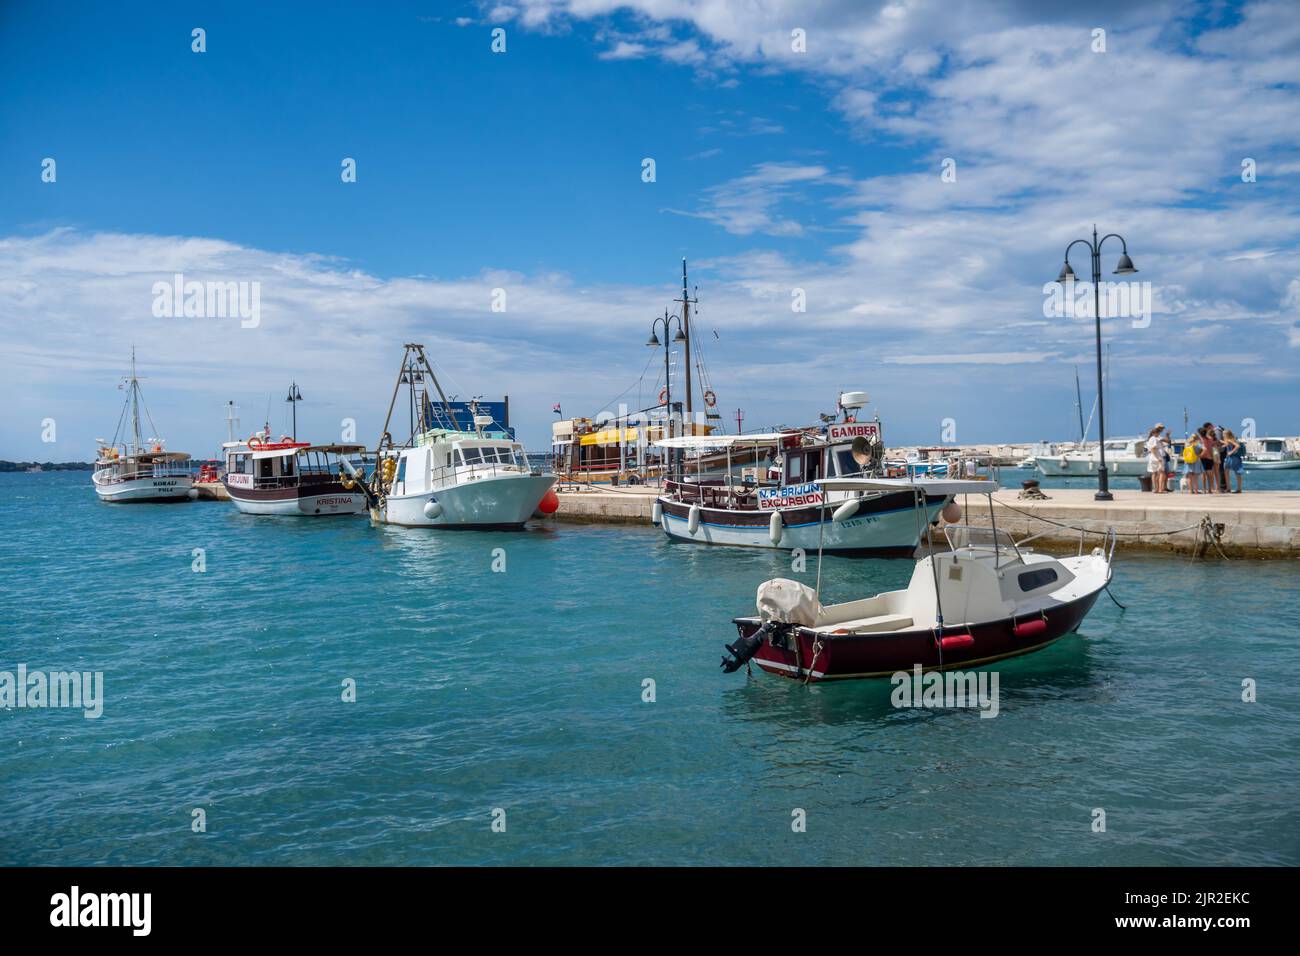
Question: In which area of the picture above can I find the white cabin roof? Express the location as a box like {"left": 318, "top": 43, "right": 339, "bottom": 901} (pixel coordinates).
{"left": 654, "top": 432, "right": 793, "bottom": 449}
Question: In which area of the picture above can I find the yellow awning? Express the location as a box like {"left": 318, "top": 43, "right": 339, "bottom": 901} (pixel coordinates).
{"left": 577, "top": 423, "right": 715, "bottom": 446}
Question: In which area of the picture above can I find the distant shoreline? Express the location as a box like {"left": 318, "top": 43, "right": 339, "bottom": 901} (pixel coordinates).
{"left": 0, "top": 461, "right": 94, "bottom": 472}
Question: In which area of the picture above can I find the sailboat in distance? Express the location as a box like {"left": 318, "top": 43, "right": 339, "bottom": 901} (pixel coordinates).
{"left": 92, "top": 351, "right": 194, "bottom": 503}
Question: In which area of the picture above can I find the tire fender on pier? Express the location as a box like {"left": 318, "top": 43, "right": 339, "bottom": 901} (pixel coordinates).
{"left": 769, "top": 510, "right": 783, "bottom": 545}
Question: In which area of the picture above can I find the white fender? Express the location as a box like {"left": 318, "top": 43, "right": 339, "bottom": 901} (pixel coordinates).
{"left": 769, "top": 510, "right": 783, "bottom": 545}
{"left": 423, "top": 499, "right": 443, "bottom": 519}
{"left": 832, "top": 499, "right": 859, "bottom": 523}
{"left": 651, "top": 501, "right": 662, "bottom": 526}
{"left": 186, "top": 488, "right": 199, "bottom": 500}
{"left": 687, "top": 504, "right": 700, "bottom": 534}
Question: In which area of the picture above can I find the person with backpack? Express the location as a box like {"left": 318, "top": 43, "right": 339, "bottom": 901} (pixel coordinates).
{"left": 1182, "top": 431, "right": 1202, "bottom": 493}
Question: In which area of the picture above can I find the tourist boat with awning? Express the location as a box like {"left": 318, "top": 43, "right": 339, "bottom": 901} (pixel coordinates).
{"left": 92, "top": 351, "right": 194, "bottom": 503}
{"left": 221, "top": 434, "right": 369, "bottom": 516}
{"left": 358, "top": 343, "right": 557, "bottom": 529}
{"left": 652, "top": 393, "right": 953, "bottom": 555}
{"left": 722, "top": 478, "right": 1114, "bottom": 682}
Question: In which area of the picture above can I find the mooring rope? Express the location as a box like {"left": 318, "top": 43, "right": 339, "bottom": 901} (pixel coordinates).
{"left": 992, "top": 498, "right": 1206, "bottom": 538}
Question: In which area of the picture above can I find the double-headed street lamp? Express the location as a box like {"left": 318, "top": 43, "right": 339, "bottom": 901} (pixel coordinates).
{"left": 648, "top": 311, "right": 686, "bottom": 477}
{"left": 285, "top": 382, "right": 304, "bottom": 442}
{"left": 1053, "top": 226, "right": 1138, "bottom": 501}
{"left": 647, "top": 309, "right": 686, "bottom": 428}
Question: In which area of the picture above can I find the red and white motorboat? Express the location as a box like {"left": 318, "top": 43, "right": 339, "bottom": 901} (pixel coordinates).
{"left": 222, "top": 433, "right": 369, "bottom": 516}
{"left": 724, "top": 478, "right": 1115, "bottom": 682}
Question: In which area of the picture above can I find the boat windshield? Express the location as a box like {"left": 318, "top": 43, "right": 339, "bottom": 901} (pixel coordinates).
{"left": 831, "top": 447, "right": 865, "bottom": 477}
{"left": 457, "top": 445, "right": 526, "bottom": 468}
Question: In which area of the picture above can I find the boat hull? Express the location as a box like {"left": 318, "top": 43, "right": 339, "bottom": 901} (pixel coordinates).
{"left": 657, "top": 491, "right": 947, "bottom": 555}
{"left": 1243, "top": 459, "right": 1300, "bottom": 470}
{"left": 378, "top": 473, "right": 556, "bottom": 528}
{"left": 1034, "top": 456, "right": 1148, "bottom": 477}
{"left": 92, "top": 474, "right": 193, "bottom": 503}
{"left": 223, "top": 479, "right": 366, "bottom": 516}
{"left": 734, "top": 586, "right": 1101, "bottom": 682}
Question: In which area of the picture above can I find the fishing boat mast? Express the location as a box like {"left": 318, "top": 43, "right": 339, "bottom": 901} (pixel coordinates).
{"left": 374, "top": 343, "right": 458, "bottom": 454}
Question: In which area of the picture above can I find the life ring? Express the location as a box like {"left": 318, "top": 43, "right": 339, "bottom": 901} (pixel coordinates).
{"left": 658, "top": 388, "right": 668, "bottom": 405}
{"left": 151, "top": 444, "right": 162, "bottom": 453}
{"left": 703, "top": 389, "right": 717, "bottom": 409}
{"left": 248, "top": 435, "right": 265, "bottom": 450}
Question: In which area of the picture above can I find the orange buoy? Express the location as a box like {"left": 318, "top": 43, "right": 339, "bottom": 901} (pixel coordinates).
{"left": 538, "top": 489, "right": 560, "bottom": 514}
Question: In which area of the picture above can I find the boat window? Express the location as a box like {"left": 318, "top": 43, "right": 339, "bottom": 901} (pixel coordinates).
{"left": 396, "top": 457, "right": 406, "bottom": 483}
{"left": 806, "top": 451, "right": 823, "bottom": 482}
{"left": 460, "top": 448, "right": 482, "bottom": 465}
{"left": 1018, "top": 568, "right": 1058, "bottom": 592}
{"left": 833, "top": 448, "right": 859, "bottom": 476}
{"left": 787, "top": 455, "right": 802, "bottom": 482}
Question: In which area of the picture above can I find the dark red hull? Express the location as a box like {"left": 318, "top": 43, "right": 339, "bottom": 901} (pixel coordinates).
{"left": 732, "top": 588, "right": 1102, "bottom": 682}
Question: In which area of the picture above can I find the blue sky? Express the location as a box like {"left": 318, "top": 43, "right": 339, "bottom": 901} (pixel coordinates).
{"left": 2, "top": 0, "right": 1299, "bottom": 459}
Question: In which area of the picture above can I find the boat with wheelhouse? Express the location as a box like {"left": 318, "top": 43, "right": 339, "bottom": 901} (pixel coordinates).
{"left": 652, "top": 392, "right": 953, "bottom": 555}
{"left": 1244, "top": 437, "right": 1300, "bottom": 470}
{"left": 92, "top": 352, "right": 194, "bottom": 503}
{"left": 362, "top": 344, "right": 557, "bottom": 529}
{"left": 222, "top": 434, "right": 368, "bottom": 516}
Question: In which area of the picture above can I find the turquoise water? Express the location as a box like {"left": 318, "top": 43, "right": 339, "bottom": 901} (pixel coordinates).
{"left": 2, "top": 471, "right": 1298, "bottom": 866}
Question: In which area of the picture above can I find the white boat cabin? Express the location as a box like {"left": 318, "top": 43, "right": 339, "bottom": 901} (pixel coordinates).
{"left": 390, "top": 430, "right": 532, "bottom": 497}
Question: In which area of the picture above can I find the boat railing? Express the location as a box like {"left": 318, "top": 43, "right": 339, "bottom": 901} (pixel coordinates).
{"left": 96, "top": 461, "right": 192, "bottom": 480}
{"left": 666, "top": 477, "right": 766, "bottom": 510}
{"left": 943, "top": 524, "right": 1023, "bottom": 563}
{"left": 424, "top": 458, "right": 535, "bottom": 491}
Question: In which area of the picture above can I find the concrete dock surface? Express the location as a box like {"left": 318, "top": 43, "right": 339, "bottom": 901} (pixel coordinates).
{"left": 551, "top": 485, "right": 1300, "bottom": 557}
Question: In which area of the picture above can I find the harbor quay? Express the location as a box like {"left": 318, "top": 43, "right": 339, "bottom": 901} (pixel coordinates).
{"left": 550, "top": 486, "right": 1300, "bottom": 558}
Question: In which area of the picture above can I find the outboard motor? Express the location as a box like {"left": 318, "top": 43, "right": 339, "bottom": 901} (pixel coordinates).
{"left": 721, "top": 622, "right": 780, "bottom": 673}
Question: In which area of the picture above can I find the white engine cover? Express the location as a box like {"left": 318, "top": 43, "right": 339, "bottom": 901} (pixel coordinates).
{"left": 756, "top": 578, "right": 822, "bottom": 626}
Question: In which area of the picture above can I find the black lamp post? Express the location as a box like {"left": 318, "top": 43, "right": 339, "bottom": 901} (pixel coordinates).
{"left": 648, "top": 311, "right": 686, "bottom": 475}
{"left": 1054, "top": 226, "right": 1138, "bottom": 501}
{"left": 286, "top": 382, "right": 304, "bottom": 441}
{"left": 647, "top": 310, "right": 686, "bottom": 423}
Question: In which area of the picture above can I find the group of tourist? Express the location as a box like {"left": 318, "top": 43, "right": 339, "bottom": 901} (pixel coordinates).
{"left": 1145, "top": 422, "right": 1245, "bottom": 494}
